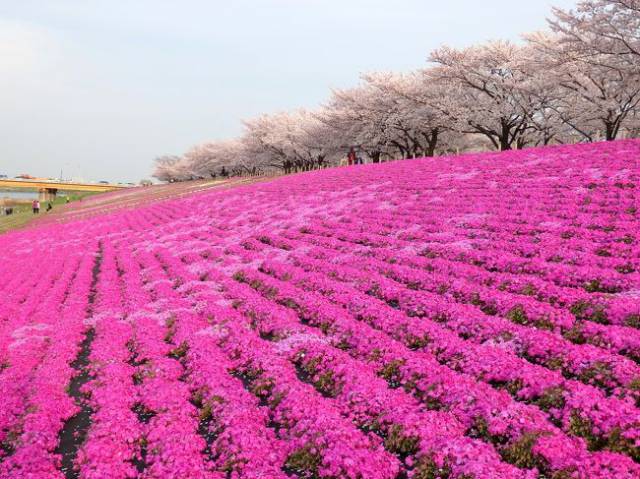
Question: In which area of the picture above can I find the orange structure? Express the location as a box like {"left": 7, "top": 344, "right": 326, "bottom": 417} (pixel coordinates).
{"left": 0, "top": 179, "right": 129, "bottom": 201}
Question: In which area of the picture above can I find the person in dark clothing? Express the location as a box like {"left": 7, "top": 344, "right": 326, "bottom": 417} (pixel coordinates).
{"left": 46, "top": 202, "right": 53, "bottom": 212}
{"left": 347, "top": 147, "right": 356, "bottom": 166}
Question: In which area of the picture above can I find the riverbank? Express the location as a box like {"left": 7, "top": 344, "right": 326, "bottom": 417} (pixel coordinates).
{"left": 0, "top": 191, "right": 97, "bottom": 234}
{"left": 0, "top": 178, "right": 255, "bottom": 234}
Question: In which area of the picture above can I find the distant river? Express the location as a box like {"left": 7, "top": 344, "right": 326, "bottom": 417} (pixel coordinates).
{"left": 0, "top": 190, "right": 38, "bottom": 200}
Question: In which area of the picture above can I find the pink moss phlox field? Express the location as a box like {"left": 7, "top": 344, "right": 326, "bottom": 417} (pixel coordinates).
{"left": 0, "top": 140, "right": 639, "bottom": 478}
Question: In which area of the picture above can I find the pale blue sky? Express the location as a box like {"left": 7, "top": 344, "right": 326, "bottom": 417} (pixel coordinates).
{"left": 0, "top": 0, "right": 576, "bottom": 182}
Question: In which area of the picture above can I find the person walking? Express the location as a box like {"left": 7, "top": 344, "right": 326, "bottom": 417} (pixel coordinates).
{"left": 32, "top": 199, "right": 40, "bottom": 214}
{"left": 347, "top": 147, "right": 356, "bottom": 166}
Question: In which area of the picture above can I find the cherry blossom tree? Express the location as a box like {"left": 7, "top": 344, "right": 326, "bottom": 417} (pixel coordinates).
{"left": 549, "top": 0, "right": 640, "bottom": 67}
{"left": 527, "top": 30, "right": 640, "bottom": 141}
{"left": 318, "top": 84, "right": 393, "bottom": 163}
{"left": 242, "top": 110, "right": 337, "bottom": 174}
{"left": 184, "top": 139, "right": 261, "bottom": 178}
{"left": 362, "top": 71, "right": 455, "bottom": 157}
{"left": 152, "top": 155, "right": 192, "bottom": 182}
{"left": 428, "top": 41, "right": 539, "bottom": 150}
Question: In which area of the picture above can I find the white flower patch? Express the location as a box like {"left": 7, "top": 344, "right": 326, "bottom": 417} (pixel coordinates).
{"left": 275, "top": 332, "right": 328, "bottom": 353}
{"left": 11, "top": 323, "right": 51, "bottom": 339}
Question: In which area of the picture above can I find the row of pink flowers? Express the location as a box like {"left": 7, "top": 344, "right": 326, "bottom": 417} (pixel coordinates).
{"left": 272, "top": 233, "right": 640, "bottom": 396}
{"left": 274, "top": 253, "right": 640, "bottom": 458}
{"left": 0, "top": 250, "right": 94, "bottom": 478}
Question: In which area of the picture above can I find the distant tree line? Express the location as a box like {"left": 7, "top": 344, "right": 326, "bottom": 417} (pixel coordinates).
{"left": 153, "top": 0, "right": 640, "bottom": 182}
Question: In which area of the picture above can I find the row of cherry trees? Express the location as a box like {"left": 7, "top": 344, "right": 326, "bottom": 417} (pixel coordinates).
{"left": 154, "top": 0, "right": 640, "bottom": 181}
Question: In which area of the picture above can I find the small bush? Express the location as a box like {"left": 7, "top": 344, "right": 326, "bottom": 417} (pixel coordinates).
{"left": 625, "top": 314, "right": 640, "bottom": 329}
{"left": 583, "top": 279, "right": 620, "bottom": 294}
{"left": 577, "top": 361, "right": 615, "bottom": 391}
{"left": 507, "top": 305, "right": 528, "bottom": 325}
{"left": 533, "top": 386, "right": 566, "bottom": 413}
{"left": 489, "top": 378, "right": 524, "bottom": 396}
{"left": 168, "top": 341, "right": 189, "bottom": 360}
{"left": 406, "top": 333, "right": 430, "bottom": 351}
{"left": 466, "top": 416, "right": 491, "bottom": 441}
{"left": 232, "top": 270, "right": 247, "bottom": 282}
{"left": 615, "top": 263, "right": 635, "bottom": 274}
{"left": 569, "top": 301, "right": 609, "bottom": 324}
{"left": 384, "top": 424, "right": 420, "bottom": 459}
{"left": 563, "top": 324, "right": 587, "bottom": 345}
{"left": 413, "top": 456, "right": 452, "bottom": 479}
{"left": 500, "top": 432, "right": 543, "bottom": 469}
{"left": 520, "top": 283, "right": 537, "bottom": 296}
{"left": 379, "top": 359, "right": 405, "bottom": 389}
{"left": 284, "top": 443, "right": 322, "bottom": 477}
{"left": 250, "top": 377, "right": 276, "bottom": 398}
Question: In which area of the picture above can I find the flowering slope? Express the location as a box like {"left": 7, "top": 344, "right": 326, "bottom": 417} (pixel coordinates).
{"left": 1, "top": 140, "right": 639, "bottom": 479}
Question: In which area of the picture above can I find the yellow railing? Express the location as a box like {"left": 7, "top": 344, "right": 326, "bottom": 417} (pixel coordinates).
{"left": 0, "top": 179, "right": 129, "bottom": 192}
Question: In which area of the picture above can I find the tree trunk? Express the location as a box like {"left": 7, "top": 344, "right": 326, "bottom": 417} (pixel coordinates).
{"left": 604, "top": 121, "right": 618, "bottom": 141}
{"left": 425, "top": 128, "right": 439, "bottom": 157}
{"left": 500, "top": 125, "right": 512, "bottom": 151}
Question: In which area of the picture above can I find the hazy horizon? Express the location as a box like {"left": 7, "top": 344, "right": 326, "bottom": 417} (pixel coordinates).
{"left": 1, "top": 0, "right": 576, "bottom": 183}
